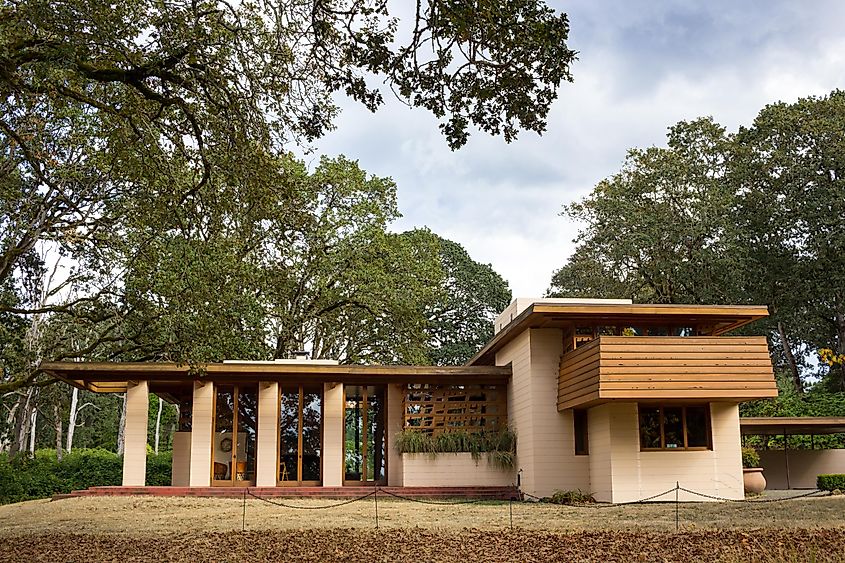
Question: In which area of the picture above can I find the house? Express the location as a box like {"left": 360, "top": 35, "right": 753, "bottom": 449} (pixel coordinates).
{"left": 39, "top": 298, "right": 778, "bottom": 502}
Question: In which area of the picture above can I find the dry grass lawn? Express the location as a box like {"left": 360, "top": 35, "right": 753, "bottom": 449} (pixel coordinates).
{"left": 1, "top": 496, "right": 844, "bottom": 562}
{"left": 1, "top": 494, "right": 844, "bottom": 534}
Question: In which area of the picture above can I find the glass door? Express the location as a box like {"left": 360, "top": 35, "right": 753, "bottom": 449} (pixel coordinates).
{"left": 278, "top": 385, "right": 323, "bottom": 485}
{"left": 212, "top": 384, "right": 257, "bottom": 486}
{"left": 344, "top": 385, "right": 386, "bottom": 485}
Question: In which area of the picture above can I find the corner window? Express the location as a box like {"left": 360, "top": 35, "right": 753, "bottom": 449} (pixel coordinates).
{"left": 638, "top": 404, "right": 711, "bottom": 451}
{"left": 574, "top": 409, "right": 589, "bottom": 455}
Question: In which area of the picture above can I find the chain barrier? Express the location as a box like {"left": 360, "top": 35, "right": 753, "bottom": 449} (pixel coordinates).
{"left": 377, "top": 487, "right": 489, "bottom": 505}
{"left": 245, "top": 488, "right": 376, "bottom": 510}
{"left": 677, "top": 486, "right": 830, "bottom": 503}
{"left": 519, "top": 486, "right": 679, "bottom": 508}
{"left": 240, "top": 484, "right": 834, "bottom": 532}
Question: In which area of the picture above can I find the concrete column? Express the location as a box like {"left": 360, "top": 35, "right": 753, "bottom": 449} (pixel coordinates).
{"left": 322, "top": 383, "right": 344, "bottom": 486}
{"left": 189, "top": 381, "right": 214, "bottom": 486}
{"left": 122, "top": 380, "right": 149, "bottom": 486}
{"left": 386, "top": 383, "right": 404, "bottom": 487}
{"left": 256, "top": 382, "right": 280, "bottom": 487}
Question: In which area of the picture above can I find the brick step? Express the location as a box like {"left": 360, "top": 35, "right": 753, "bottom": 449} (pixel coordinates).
{"left": 54, "top": 486, "right": 518, "bottom": 501}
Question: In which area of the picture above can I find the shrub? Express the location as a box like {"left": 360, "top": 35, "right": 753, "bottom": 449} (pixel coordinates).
{"left": 741, "top": 447, "right": 761, "bottom": 469}
{"left": 0, "top": 448, "right": 173, "bottom": 504}
{"left": 395, "top": 428, "right": 517, "bottom": 469}
{"left": 60, "top": 449, "right": 122, "bottom": 491}
{"left": 147, "top": 452, "right": 173, "bottom": 486}
{"left": 817, "top": 474, "right": 845, "bottom": 491}
{"left": 549, "top": 489, "right": 595, "bottom": 505}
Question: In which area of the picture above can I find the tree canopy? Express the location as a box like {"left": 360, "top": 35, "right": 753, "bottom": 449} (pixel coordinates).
{"left": 549, "top": 90, "right": 845, "bottom": 393}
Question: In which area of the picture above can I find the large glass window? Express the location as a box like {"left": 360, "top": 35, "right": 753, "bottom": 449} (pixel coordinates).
{"left": 344, "top": 385, "right": 386, "bottom": 484}
{"left": 278, "top": 385, "right": 322, "bottom": 485}
{"left": 212, "top": 384, "right": 257, "bottom": 485}
{"left": 638, "top": 404, "right": 711, "bottom": 451}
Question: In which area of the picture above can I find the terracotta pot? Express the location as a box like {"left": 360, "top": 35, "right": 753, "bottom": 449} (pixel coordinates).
{"left": 743, "top": 467, "right": 767, "bottom": 494}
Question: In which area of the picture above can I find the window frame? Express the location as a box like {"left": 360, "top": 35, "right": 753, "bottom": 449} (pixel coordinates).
{"left": 637, "top": 403, "right": 712, "bottom": 452}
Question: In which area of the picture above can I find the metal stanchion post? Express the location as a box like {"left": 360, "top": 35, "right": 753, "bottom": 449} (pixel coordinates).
{"left": 509, "top": 496, "right": 513, "bottom": 529}
{"left": 242, "top": 488, "right": 247, "bottom": 532}
{"left": 675, "top": 482, "right": 679, "bottom": 532}
{"left": 374, "top": 486, "right": 379, "bottom": 530}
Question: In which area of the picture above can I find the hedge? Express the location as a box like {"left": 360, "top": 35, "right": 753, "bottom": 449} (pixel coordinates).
{"left": 817, "top": 474, "right": 845, "bottom": 491}
{"left": 0, "top": 449, "right": 172, "bottom": 505}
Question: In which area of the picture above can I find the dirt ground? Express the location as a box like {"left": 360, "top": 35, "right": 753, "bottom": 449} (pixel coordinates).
{"left": 1, "top": 496, "right": 844, "bottom": 561}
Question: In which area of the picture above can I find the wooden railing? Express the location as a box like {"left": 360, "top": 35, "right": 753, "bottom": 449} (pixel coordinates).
{"left": 557, "top": 336, "right": 776, "bottom": 410}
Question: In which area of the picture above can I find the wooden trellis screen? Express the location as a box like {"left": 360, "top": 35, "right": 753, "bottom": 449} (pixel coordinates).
{"left": 403, "top": 384, "right": 507, "bottom": 434}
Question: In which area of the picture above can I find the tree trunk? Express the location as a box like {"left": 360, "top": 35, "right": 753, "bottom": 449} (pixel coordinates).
{"left": 117, "top": 393, "right": 127, "bottom": 455}
{"left": 28, "top": 406, "right": 37, "bottom": 453}
{"left": 777, "top": 321, "right": 803, "bottom": 394}
{"left": 54, "top": 403, "right": 63, "bottom": 462}
{"left": 1, "top": 399, "right": 20, "bottom": 452}
{"left": 66, "top": 387, "right": 79, "bottom": 452}
{"left": 16, "top": 387, "right": 35, "bottom": 455}
{"left": 835, "top": 305, "right": 845, "bottom": 391}
{"left": 6, "top": 395, "right": 25, "bottom": 457}
{"left": 154, "top": 396, "right": 163, "bottom": 455}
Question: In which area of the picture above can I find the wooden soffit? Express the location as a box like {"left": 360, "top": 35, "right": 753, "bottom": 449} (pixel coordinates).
{"left": 39, "top": 361, "right": 512, "bottom": 393}
{"left": 468, "top": 303, "right": 771, "bottom": 366}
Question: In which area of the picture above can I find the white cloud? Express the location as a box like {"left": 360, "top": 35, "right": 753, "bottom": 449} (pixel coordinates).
{"left": 311, "top": 0, "right": 845, "bottom": 298}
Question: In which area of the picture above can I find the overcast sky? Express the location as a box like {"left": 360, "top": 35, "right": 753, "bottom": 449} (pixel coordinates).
{"left": 310, "top": 1, "right": 845, "bottom": 299}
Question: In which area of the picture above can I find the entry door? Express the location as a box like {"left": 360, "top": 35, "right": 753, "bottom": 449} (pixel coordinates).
{"left": 278, "top": 385, "right": 323, "bottom": 485}
{"left": 344, "top": 385, "right": 386, "bottom": 485}
{"left": 212, "top": 384, "right": 258, "bottom": 486}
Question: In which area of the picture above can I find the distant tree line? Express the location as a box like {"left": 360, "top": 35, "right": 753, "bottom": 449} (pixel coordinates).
{"left": 549, "top": 90, "right": 845, "bottom": 427}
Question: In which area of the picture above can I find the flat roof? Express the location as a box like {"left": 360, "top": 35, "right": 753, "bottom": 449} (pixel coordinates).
{"left": 39, "top": 361, "right": 512, "bottom": 398}
{"left": 468, "top": 302, "right": 770, "bottom": 365}
{"left": 740, "top": 417, "right": 845, "bottom": 436}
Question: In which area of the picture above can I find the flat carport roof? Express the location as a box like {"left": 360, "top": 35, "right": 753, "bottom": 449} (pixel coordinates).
{"left": 740, "top": 417, "right": 845, "bottom": 436}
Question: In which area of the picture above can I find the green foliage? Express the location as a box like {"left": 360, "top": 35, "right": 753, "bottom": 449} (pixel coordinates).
{"left": 423, "top": 234, "right": 512, "bottom": 365}
{"left": 2, "top": 0, "right": 575, "bottom": 394}
{"left": 147, "top": 452, "right": 173, "bottom": 487}
{"left": 0, "top": 449, "right": 171, "bottom": 504}
{"left": 816, "top": 474, "right": 845, "bottom": 491}
{"left": 549, "top": 90, "right": 845, "bottom": 394}
{"left": 395, "top": 429, "right": 517, "bottom": 469}
{"left": 742, "top": 447, "right": 761, "bottom": 469}
{"left": 548, "top": 489, "right": 596, "bottom": 505}
{"left": 741, "top": 384, "right": 845, "bottom": 449}
{"left": 59, "top": 449, "right": 123, "bottom": 491}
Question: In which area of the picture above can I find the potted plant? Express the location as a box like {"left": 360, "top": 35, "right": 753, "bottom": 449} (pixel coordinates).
{"left": 742, "top": 446, "right": 766, "bottom": 494}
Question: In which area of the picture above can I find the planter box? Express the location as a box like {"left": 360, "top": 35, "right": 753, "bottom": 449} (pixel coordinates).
{"left": 401, "top": 453, "right": 515, "bottom": 487}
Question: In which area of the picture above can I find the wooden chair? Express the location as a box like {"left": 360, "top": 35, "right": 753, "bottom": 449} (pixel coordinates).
{"left": 213, "top": 462, "right": 227, "bottom": 480}
{"left": 235, "top": 461, "right": 247, "bottom": 481}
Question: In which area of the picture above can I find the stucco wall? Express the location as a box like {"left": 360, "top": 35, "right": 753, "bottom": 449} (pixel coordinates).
{"left": 189, "top": 382, "right": 214, "bottom": 486}
{"left": 588, "top": 402, "right": 743, "bottom": 502}
{"left": 759, "top": 449, "right": 845, "bottom": 489}
{"left": 322, "top": 383, "right": 344, "bottom": 486}
{"left": 122, "top": 381, "right": 149, "bottom": 486}
{"left": 171, "top": 431, "right": 191, "bottom": 487}
{"left": 495, "top": 328, "right": 589, "bottom": 498}
{"left": 402, "top": 453, "right": 514, "bottom": 487}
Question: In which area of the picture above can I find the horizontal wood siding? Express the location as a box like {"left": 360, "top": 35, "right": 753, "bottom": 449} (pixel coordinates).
{"left": 558, "top": 337, "right": 776, "bottom": 410}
